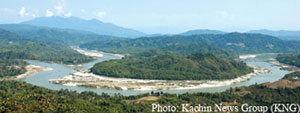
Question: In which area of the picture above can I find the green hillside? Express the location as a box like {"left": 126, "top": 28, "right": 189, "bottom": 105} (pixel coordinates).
{"left": 0, "top": 29, "right": 93, "bottom": 64}
{"left": 276, "top": 54, "right": 300, "bottom": 67}
{"left": 0, "top": 60, "right": 27, "bottom": 78}
{"left": 81, "top": 33, "right": 300, "bottom": 56}
{"left": 91, "top": 51, "right": 252, "bottom": 80}
{"left": 0, "top": 24, "right": 119, "bottom": 45}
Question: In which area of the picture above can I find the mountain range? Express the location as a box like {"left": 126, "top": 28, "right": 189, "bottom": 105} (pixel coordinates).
{"left": 179, "top": 29, "right": 300, "bottom": 40}
{"left": 21, "top": 16, "right": 146, "bottom": 38}
{"left": 179, "top": 29, "right": 225, "bottom": 36}
{"left": 248, "top": 29, "right": 300, "bottom": 40}
{"left": 18, "top": 16, "right": 300, "bottom": 40}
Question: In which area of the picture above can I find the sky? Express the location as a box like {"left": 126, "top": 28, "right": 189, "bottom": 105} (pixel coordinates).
{"left": 0, "top": 0, "right": 299, "bottom": 34}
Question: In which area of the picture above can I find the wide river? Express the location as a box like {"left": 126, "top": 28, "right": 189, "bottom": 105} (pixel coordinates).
{"left": 20, "top": 53, "right": 290, "bottom": 96}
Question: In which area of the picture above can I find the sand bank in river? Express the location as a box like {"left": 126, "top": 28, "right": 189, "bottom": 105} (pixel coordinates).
{"left": 267, "top": 58, "right": 300, "bottom": 71}
{"left": 71, "top": 46, "right": 104, "bottom": 58}
{"left": 49, "top": 65, "right": 270, "bottom": 91}
{"left": 0, "top": 65, "right": 52, "bottom": 81}
{"left": 239, "top": 53, "right": 278, "bottom": 59}
{"left": 239, "top": 54, "right": 257, "bottom": 59}
{"left": 16, "top": 65, "right": 53, "bottom": 79}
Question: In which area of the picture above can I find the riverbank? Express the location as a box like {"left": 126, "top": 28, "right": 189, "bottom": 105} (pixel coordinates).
{"left": 239, "top": 53, "right": 278, "bottom": 59}
{"left": 49, "top": 65, "right": 270, "bottom": 91}
{"left": 267, "top": 58, "right": 300, "bottom": 71}
{"left": 71, "top": 46, "right": 104, "bottom": 58}
{"left": 239, "top": 54, "right": 257, "bottom": 59}
{"left": 0, "top": 65, "right": 52, "bottom": 81}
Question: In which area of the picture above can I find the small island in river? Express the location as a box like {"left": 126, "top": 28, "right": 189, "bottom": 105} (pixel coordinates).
{"left": 49, "top": 50, "right": 271, "bottom": 90}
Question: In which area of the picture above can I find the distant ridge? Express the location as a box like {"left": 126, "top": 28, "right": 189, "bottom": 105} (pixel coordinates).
{"left": 248, "top": 29, "right": 300, "bottom": 36}
{"left": 248, "top": 29, "right": 300, "bottom": 40}
{"left": 180, "top": 29, "right": 225, "bottom": 36}
{"left": 21, "top": 16, "right": 146, "bottom": 38}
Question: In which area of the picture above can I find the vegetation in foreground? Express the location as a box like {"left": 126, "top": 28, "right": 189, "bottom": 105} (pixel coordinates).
{"left": 91, "top": 50, "right": 253, "bottom": 80}
{"left": 1, "top": 73, "right": 300, "bottom": 113}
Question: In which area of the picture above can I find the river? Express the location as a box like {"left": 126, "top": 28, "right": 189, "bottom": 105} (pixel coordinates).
{"left": 20, "top": 53, "right": 290, "bottom": 96}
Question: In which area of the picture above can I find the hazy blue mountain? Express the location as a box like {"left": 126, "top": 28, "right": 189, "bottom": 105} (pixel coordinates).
{"left": 180, "top": 29, "right": 226, "bottom": 36}
{"left": 21, "top": 16, "right": 146, "bottom": 38}
{"left": 248, "top": 29, "right": 300, "bottom": 40}
{"left": 0, "top": 24, "right": 118, "bottom": 45}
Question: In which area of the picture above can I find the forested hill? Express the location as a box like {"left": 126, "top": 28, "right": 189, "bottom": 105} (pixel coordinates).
{"left": 0, "top": 24, "right": 119, "bottom": 45}
{"left": 80, "top": 33, "right": 300, "bottom": 56}
{"left": 91, "top": 51, "right": 253, "bottom": 80}
{"left": 276, "top": 53, "right": 300, "bottom": 67}
{"left": 0, "top": 29, "right": 93, "bottom": 64}
{"left": 0, "top": 29, "right": 22, "bottom": 41}
{"left": 179, "top": 29, "right": 225, "bottom": 36}
{"left": 0, "top": 60, "right": 27, "bottom": 78}
{"left": 248, "top": 29, "right": 300, "bottom": 40}
{"left": 80, "top": 35, "right": 236, "bottom": 59}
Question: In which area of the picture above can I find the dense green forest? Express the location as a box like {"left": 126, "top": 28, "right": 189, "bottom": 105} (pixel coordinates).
{"left": 0, "top": 59, "right": 27, "bottom": 78}
{"left": 81, "top": 33, "right": 300, "bottom": 56}
{"left": 91, "top": 50, "right": 252, "bottom": 80}
{"left": 80, "top": 35, "right": 237, "bottom": 59}
{"left": 0, "top": 81, "right": 152, "bottom": 113}
{"left": 0, "top": 28, "right": 94, "bottom": 64}
{"left": 0, "top": 24, "right": 120, "bottom": 45}
{"left": 1, "top": 75, "right": 300, "bottom": 113}
{"left": 276, "top": 54, "right": 300, "bottom": 67}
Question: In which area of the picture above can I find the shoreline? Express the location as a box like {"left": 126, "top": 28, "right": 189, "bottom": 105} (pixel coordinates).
{"left": 267, "top": 58, "right": 300, "bottom": 72}
{"left": 16, "top": 65, "right": 53, "bottom": 79}
{"left": 239, "top": 53, "right": 278, "bottom": 59}
{"left": 71, "top": 46, "right": 104, "bottom": 58}
{"left": 49, "top": 65, "right": 270, "bottom": 91}
{"left": 0, "top": 65, "right": 53, "bottom": 81}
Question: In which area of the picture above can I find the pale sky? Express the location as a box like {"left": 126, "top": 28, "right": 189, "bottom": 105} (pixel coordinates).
{"left": 0, "top": 0, "right": 299, "bottom": 34}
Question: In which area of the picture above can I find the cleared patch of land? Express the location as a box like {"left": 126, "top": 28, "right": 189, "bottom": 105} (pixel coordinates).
{"left": 263, "top": 79, "right": 300, "bottom": 89}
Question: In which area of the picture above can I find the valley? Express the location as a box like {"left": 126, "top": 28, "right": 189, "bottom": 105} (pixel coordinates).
{"left": 0, "top": 9, "right": 300, "bottom": 112}
{"left": 0, "top": 20, "right": 297, "bottom": 95}
{"left": 19, "top": 51, "right": 288, "bottom": 96}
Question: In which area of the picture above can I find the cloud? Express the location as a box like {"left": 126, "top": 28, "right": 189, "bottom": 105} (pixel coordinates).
{"left": 18, "top": 7, "right": 40, "bottom": 18}
{"left": 54, "top": 5, "right": 64, "bottom": 15}
{"left": 96, "top": 11, "right": 106, "bottom": 18}
{"left": 46, "top": 10, "right": 54, "bottom": 17}
{"left": 53, "top": 0, "right": 66, "bottom": 16}
{"left": 18, "top": 7, "right": 37, "bottom": 17}
{"left": 19, "top": 7, "right": 26, "bottom": 17}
